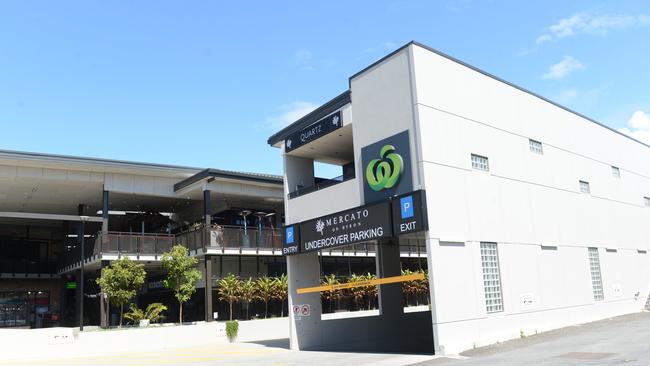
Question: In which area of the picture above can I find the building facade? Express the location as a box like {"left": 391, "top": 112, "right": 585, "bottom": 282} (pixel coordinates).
{"left": 269, "top": 41, "right": 650, "bottom": 354}
{"left": 0, "top": 150, "right": 289, "bottom": 327}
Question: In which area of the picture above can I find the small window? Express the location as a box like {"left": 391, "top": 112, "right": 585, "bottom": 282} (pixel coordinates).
{"left": 480, "top": 242, "right": 503, "bottom": 313}
{"left": 471, "top": 154, "right": 489, "bottom": 171}
{"left": 644, "top": 197, "right": 650, "bottom": 207}
{"left": 529, "top": 139, "right": 543, "bottom": 154}
{"left": 611, "top": 166, "right": 620, "bottom": 178}
{"left": 588, "top": 247, "right": 604, "bottom": 301}
{"left": 579, "top": 180, "right": 591, "bottom": 194}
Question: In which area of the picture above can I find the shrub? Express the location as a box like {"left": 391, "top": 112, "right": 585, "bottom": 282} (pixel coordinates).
{"left": 123, "top": 302, "right": 167, "bottom": 324}
{"left": 226, "top": 320, "right": 239, "bottom": 342}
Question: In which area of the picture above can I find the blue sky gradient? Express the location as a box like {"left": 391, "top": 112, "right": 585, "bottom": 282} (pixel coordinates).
{"left": 1, "top": 1, "right": 649, "bottom": 175}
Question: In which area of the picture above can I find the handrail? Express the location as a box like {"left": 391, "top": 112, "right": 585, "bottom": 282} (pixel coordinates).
{"left": 288, "top": 174, "right": 354, "bottom": 199}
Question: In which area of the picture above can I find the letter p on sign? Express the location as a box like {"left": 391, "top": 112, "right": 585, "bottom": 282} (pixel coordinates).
{"left": 400, "top": 196, "right": 414, "bottom": 219}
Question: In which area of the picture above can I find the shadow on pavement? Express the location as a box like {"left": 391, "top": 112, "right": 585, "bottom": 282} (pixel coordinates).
{"left": 245, "top": 338, "right": 291, "bottom": 349}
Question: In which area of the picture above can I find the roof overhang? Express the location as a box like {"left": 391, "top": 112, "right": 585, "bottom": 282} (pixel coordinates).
{"left": 267, "top": 90, "right": 351, "bottom": 147}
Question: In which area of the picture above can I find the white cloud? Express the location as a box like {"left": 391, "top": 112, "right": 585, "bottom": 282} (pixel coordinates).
{"left": 536, "top": 13, "right": 650, "bottom": 44}
{"left": 266, "top": 102, "right": 318, "bottom": 130}
{"left": 618, "top": 110, "right": 650, "bottom": 145}
{"left": 542, "top": 56, "right": 585, "bottom": 79}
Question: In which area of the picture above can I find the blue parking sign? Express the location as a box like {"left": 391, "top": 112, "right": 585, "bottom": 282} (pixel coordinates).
{"left": 286, "top": 227, "right": 294, "bottom": 244}
{"left": 400, "top": 196, "right": 414, "bottom": 219}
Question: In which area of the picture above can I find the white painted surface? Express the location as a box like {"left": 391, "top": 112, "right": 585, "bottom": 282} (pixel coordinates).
{"left": 0, "top": 318, "right": 289, "bottom": 362}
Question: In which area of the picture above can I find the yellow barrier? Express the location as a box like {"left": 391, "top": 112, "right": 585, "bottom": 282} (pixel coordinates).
{"left": 296, "top": 272, "right": 425, "bottom": 294}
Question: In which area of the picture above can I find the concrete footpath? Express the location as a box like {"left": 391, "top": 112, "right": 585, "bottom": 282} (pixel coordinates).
{"left": 417, "top": 311, "right": 650, "bottom": 366}
{"left": 2, "top": 312, "right": 650, "bottom": 365}
{"left": 0, "top": 317, "right": 289, "bottom": 363}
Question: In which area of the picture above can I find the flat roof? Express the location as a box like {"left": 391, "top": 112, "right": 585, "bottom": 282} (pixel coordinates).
{"left": 174, "top": 168, "right": 283, "bottom": 191}
{"left": 0, "top": 148, "right": 282, "bottom": 185}
{"left": 268, "top": 40, "right": 649, "bottom": 150}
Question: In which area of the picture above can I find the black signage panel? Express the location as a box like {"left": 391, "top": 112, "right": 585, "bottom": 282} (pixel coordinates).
{"left": 299, "top": 201, "right": 392, "bottom": 253}
{"left": 361, "top": 130, "right": 413, "bottom": 204}
{"left": 283, "top": 224, "right": 301, "bottom": 255}
{"left": 391, "top": 190, "right": 428, "bottom": 236}
{"left": 284, "top": 111, "right": 342, "bottom": 152}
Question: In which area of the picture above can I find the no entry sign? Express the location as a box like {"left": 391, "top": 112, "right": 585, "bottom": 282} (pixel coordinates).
{"left": 292, "top": 304, "right": 311, "bottom": 317}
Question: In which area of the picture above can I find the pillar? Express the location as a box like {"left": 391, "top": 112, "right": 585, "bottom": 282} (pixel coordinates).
{"left": 99, "top": 260, "right": 110, "bottom": 328}
{"left": 287, "top": 252, "right": 323, "bottom": 350}
{"left": 102, "top": 190, "right": 109, "bottom": 233}
{"left": 77, "top": 204, "right": 85, "bottom": 329}
{"left": 75, "top": 268, "right": 82, "bottom": 327}
{"left": 203, "top": 190, "right": 211, "bottom": 227}
{"left": 204, "top": 256, "right": 213, "bottom": 322}
{"left": 376, "top": 239, "right": 403, "bottom": 316}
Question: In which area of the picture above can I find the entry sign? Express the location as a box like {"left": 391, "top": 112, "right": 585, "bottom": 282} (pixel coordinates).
{"left": 283, "top": 224, "right": 300, "bottom": 255}
{"left": 391, "top": 190, "right": 428, "bottom": 235}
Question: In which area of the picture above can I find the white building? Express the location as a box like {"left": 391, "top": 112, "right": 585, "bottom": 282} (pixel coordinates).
{"left": 268, "top": 41, "right": 650, "bottom": 354}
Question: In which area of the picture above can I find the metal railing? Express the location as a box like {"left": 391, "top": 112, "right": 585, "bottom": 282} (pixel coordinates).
{"left": 94, "top": 231, "right": 174, "bottom": 255}
{"left": 91, "top": 225, "right": 283, "bottom": 256}
{"left": 288, "top": 174, "right": 355, "bottom": 199}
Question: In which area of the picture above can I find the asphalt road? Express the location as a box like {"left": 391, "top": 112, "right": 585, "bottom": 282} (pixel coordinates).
{"left": 5, "top": 312, "right": 650, "bottom": 366}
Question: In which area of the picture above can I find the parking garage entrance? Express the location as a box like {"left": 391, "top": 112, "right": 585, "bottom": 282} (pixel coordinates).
{"left": 284, "top": 190, "right": 435, "bottom": 353}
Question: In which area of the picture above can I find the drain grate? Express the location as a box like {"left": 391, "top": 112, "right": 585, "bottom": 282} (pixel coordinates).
{"left": 558, "top": 352, "right": 616, "bottom": 360}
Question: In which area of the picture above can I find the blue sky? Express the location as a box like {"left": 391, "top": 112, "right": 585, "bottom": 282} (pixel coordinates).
{"left": 1, "top": 1, "right": 649, "bottom": 176}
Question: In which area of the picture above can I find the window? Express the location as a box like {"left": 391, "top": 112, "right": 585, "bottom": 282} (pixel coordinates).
{"left": 579, "top": 180, "right": 591, "bottom": 194}
{"left": 529, "top": 139, "right": 543, "bottom": 154}
{"left": 471, "top": 154, "right": 489, "bottom": 171}
{"left": 480, "top": 242, "right": 503, "bottom": 313}
{"left": 588, "top": 247, "right": 604, "bottom": 301}
{"left": 611, "top": 166, "right": 620, "bottom": 178}
{"left": 644, "top": 197, "right": 650, "bottom": 207}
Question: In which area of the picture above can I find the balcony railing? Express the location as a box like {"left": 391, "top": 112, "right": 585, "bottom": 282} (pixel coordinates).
{"left": 288, "top": 174, "right": 355, "bottom": 199}
{"left": 94, "top": 231, "right": 174, "bottom": 255}
{"left": 89, "top": 225, "right": 283, "bottom": 258}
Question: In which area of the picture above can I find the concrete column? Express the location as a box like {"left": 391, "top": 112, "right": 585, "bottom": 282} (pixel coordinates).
{"left": 204, "top": 256, "right": 213, "bottom": 322}
{"left": 284, "top": 155, "right": 315, "bottom": 195}
{"left": 203, "top": 190, "right": 211, "bottom": 227}
{"left": 102, "top": 190, "right": 109, "bottom": 233}
{"left": 75, "top": 268, "right": 82, "bottom": 327}
{"left": 376, "top": 239, "right": 403, "bottom": 316}
{"left": 287, "top": 252, "right": 323, "bottom": 350}
{"left": 275, "top": 209, "right": 283, "bottom": 228}
{"left": 99, "top": 260, "right": 110, "bottom": 328}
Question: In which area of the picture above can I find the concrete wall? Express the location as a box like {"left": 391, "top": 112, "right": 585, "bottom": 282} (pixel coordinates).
{"left": 409, "top": 43, "right": 650, "bottom": 354}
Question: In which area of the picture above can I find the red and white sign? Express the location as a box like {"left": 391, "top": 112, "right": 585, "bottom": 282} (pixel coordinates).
{"left": 292, "top": 304, "right": 311, "bottom": 317}
{"left": 300, "top": 304, "right": 310, "bottom": 317}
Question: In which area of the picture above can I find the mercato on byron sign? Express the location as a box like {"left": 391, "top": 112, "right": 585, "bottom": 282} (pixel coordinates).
{"left": 283, "top": 190, "right": 428, "bottom": 255}
{"left": 299, "top": 201, "right": 392, "bottom": 253}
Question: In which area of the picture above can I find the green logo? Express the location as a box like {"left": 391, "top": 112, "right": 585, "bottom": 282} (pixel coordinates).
{"left": 365, "top": 144, "right": 403, "bottom": 191}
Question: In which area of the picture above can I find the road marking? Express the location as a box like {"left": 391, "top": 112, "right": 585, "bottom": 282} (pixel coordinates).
{"left": 296, "top": 272, "right": 425, "bottom": 294}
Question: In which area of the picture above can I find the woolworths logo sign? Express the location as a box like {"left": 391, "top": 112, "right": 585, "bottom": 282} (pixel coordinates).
{"left": 365, "top": 145, "right": 403, "bottom": 191}
{"left": 361, "top": 130, "right": 413, "bottom": 204}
